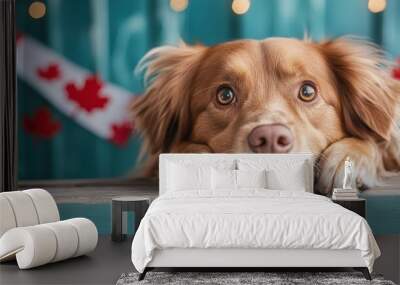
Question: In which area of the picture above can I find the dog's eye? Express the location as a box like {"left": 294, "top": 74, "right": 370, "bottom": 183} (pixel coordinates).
{"left": 298, "top": 83, "right": 317, "bottom": 102}
{"left": 216, "top": 87, "right": 236, "bottom": 105}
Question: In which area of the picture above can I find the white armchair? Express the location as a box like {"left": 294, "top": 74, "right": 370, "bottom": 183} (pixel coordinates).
{"left": 0, "top": 189, "right": 98, "bottom": 269}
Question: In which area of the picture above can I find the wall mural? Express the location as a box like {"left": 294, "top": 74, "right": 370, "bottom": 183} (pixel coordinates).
{"left": 16, "top": 0, "right": 400, "bottom": 191}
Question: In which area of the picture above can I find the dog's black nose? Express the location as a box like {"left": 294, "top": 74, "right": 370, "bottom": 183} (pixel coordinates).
{"left": 247, "top": 124, "right": 293, "bottom": 153}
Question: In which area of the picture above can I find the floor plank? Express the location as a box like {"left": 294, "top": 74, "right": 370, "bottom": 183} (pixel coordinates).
{"left": 19, "top": 180, "right": 158, "bottom": 204}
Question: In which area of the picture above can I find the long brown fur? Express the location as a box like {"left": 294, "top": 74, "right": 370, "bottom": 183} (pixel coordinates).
{"left": 132, "top": 37, "right": 400, "bottom": 194}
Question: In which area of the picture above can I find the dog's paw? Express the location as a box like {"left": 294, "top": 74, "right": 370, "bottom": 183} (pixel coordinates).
{"left": 315, "top": 138, "right": 379, "bottom": 195}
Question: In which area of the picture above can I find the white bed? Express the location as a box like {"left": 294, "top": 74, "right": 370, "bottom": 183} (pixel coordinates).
{"left": 131, "top": 154, "right": 380, "bottom": 280}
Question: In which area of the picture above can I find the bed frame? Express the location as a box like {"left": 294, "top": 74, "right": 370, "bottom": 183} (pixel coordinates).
{"left": 140, "top": 249, "right": 371, "bottom": 280}
{"left": 139, "top": 154, "right": 372, "bottom": 281}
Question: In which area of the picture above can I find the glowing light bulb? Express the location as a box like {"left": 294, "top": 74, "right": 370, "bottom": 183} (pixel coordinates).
{"left": 368, "top": 0, "right": 386, "bottom": 13}
{"left": 232, "top": 0, "right": 250, "bottom": 15}
{"left": 29, "top": 1, "right": 46, "bottom": 19}
{"left": 170, "top": 0, "right": 188, "bottom": 12}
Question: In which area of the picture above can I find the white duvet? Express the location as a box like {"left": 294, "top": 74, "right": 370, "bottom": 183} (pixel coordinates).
{"left": 131, "top": 190, "right": 380, "bottom": 273}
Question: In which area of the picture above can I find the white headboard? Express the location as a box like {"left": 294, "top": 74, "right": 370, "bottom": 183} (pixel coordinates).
{"left": 159, "top": 153, "right": 315, "bottom": 195}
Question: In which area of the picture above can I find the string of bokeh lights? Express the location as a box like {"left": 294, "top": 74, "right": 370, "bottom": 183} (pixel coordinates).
{"left": 27, "top": 0, "right": 389, "bottom": 22}
{"left": 169, "top": 0, "right": 387, "bottom": 15}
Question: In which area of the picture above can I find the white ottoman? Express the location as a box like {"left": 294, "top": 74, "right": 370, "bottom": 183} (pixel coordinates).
{"left": 0, "top": 189, "right": 98, "bottom": 269}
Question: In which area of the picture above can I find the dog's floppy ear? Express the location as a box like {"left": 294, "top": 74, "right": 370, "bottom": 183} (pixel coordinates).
{"left": 131, "top": 44, "right": 206, "bottom": 155}
{"left": 319, "top": 38, "right": 400, "bottom": 142}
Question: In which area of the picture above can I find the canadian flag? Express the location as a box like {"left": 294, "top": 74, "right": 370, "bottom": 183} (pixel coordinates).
{"left": 16, "top": 35, "right": 135, "bottom": 146}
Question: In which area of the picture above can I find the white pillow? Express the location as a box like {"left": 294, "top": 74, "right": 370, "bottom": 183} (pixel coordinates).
{"left": 238, "top": 158, "right": 310, "bottom": 192}
{"left": 266, "top": 167, "right": 307, "bottom": 191}
{"left": 236, "top": 169, "right": 267, "bottom": 189}
{"left": 167, "top": 163, "right": 212, "bottom": 191}
{"left": 212, "top": 168, "right": 237, "bottom": 190}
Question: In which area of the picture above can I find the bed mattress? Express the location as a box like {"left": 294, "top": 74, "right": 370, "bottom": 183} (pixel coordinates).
{"left": 131, "top": 190, "right": 380, "bottom": 273}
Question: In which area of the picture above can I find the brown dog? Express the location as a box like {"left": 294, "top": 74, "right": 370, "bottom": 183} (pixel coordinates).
{"left": 131, "top": 37, "right": 400, "bottom": 194}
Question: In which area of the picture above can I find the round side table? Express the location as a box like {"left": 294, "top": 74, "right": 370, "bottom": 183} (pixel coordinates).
{"left": 111, "top": 196, "right": 152, "bottom": 242}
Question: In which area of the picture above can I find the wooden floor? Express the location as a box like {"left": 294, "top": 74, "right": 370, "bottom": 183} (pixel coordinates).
{"left": 47, "top": 185, "right": 158, "bottom": 204}
{"left": 18, "top": 178, "right": 159, "bottom": 203}
{"left": 17, "top": 175, "right": 400, "bottom": 203}
{"left": 0, "top": 236, "right": 133, "bottom": 285}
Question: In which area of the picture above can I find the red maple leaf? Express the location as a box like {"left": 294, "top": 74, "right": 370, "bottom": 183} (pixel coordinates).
{"left": 64, "top": 75, "right": 110, "bottom": 113}
{"left": 37, "top": 63, "right": 61, "bottom": 81}
{"left": 24, "top": 107, "right": 61, "bottom": 139}
{"left": 393, "top": 68, "right": 400, "bottom": 80}
{"left": 110, "top": 121, "right": 134, "bottom": 146}
{"left": 392, "top": 58, "right": 400, "bottom": 80}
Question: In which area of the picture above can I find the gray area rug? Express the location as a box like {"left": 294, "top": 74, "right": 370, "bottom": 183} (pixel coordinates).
{"left": 116, "top": 272, "right": 395, "bottom": 285}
